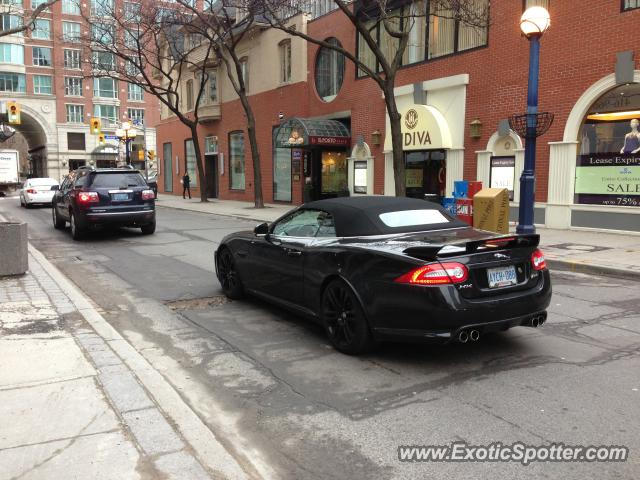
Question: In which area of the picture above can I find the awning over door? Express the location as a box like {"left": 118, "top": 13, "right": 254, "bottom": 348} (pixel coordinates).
{"left": 274, "top": 118, "right": 351, "bottom": 148}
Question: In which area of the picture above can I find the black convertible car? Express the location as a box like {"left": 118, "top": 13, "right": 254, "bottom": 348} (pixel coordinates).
{"left": 215, "top": 196, "right": 551, "bottom": 354}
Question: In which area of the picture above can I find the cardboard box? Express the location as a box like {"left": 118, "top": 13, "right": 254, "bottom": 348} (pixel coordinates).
{"left": 473, "top": 188, "right": 510, "bottom": 233}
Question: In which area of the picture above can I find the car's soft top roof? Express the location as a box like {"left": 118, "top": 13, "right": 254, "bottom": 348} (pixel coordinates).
{"left": 302, "top": 196, "right": 466, "bottom": 237}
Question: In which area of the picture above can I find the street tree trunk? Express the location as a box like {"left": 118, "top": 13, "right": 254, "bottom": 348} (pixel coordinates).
{"left": 241, "top": 95, "right": 264, "bottom": 208}
{"left": 383, "top": 80, "right": 406, "bottom": 197}
{"left": 189, "top": 124, "right": 208, "bottom": 203}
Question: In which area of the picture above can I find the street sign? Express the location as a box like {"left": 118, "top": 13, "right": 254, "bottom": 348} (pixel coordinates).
{"left": 105, "top": 135, "right": 119, "bottom": 140}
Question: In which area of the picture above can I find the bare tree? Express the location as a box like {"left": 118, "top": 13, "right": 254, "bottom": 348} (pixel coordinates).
{"left": 78, "top": 0, "right": 217, "bottom": 202}
{"left": 0, "top": 0, "right": 59, "bottom": 38}
{"left": 174, "top": 0, "right": 266, "bottom": 208}
{"left": 264, "top": 0, "right": 489, "bottom": 196}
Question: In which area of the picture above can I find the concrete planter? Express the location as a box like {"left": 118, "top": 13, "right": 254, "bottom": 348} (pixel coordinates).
{"left": 0, "top": 222, "right": 28, "bottom": 276}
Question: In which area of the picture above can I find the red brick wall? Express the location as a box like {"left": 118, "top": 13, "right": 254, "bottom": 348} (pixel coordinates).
{"left": 158, "top": 0, "right": 640, "bottom": 204}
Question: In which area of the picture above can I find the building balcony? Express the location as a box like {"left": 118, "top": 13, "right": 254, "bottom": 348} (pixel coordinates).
{"left": 198, "top": 103, "right": 221, "bottom": 123}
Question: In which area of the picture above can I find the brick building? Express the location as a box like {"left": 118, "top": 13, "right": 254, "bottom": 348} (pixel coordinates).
{"left": 156, "top": 0, "right": 640, "bottom": 233}
{"left": 0, "top": 0, "right": 160, "bottom": 182}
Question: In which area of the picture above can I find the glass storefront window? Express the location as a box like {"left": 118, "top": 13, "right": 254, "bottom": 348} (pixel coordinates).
{"left": 185, "top": 139, "right": 197, "bottom": 187}
{"left": 229, "top": 132, "right": 245, "bottom": 190}
{"left": 576, "top": 83, "right": 640, "bottom": 207}
{"left": 321, "top": 151, "right": 347, "bottom": 194}
{"left": 274, "top": 147, "right": 292, "bottom": 202}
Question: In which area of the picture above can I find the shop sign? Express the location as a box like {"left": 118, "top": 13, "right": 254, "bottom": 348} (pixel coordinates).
{"left": 291, "top": 149, "right": 302, "bottom": 176}
{"left": 490, "top": 156, "right": 515, "bottom": 201}
{"left": 398, "top": 105, "right": 452, "bottom": 151}
{"left": 574, "top": 153, "right": 640, "bottom": 207}
{"left": 405, "top": 168, "right": 423, "bottom": 188}
{"left": 309, "top": 136, "right": 351, "bottom": 146}
{"left": 353, "top": 160, "right": 367, "bottom": 194}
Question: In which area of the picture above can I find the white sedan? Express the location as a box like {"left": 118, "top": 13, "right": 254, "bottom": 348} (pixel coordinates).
{"left": 20, "top": 178, "right": 59, "bottom": 207}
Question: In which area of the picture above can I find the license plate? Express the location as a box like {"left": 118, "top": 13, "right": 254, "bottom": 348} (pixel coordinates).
{"left": 111, "top": 193, "right": 129, "bottom": 201}
{"left": 487, "top": 265, "right": 517, "bottom": 288}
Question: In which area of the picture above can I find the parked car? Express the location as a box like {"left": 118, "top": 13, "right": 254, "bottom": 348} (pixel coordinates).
{"left": 145, "top": 171, "right": 158, "bottom": 198}
{"left": 19, "top": 177, "right": 59, "bottom": 207}
{"left": 215, "top": 196, "right": 552, "bottom": 355}
{"left": 52, "top": 166, "right": 156, "bottom": 240}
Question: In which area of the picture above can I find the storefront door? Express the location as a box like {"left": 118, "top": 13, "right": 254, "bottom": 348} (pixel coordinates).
{"left": 404, "top": 150, "right": 447, "bottom": 202}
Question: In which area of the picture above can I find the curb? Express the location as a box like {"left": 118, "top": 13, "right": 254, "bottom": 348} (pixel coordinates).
{"left": 547, "top": 258, "right": 640, "bottom": 281}
{"left": 156, "top": 202, "right": 277, "bottom": 224}
{"left": 28, "top": 243, "right": 273, "bottom": 480}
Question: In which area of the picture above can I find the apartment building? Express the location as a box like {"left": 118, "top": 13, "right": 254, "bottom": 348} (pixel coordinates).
{"left": 0, "top": 0, "right": 159, "bottom": 181}
{"left": 156, "top": 0, "right": 640, "bottom": 233}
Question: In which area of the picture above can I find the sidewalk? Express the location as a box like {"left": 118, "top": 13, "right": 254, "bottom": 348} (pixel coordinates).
{"left": 156, "top": 194, "right": 640, "bottom": 280}
{"left": 0, "top": 246, "right": 250, "bottom": 480}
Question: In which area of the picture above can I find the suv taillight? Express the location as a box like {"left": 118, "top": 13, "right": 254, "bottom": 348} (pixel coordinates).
{"left": 394, "top": 262, "right": 469, "bottom": 286}
{"left": 26, "top": 188, "right": 36, "bottom": 194}
{"left": 141, "top": 189, "right": 155, "bottom": 200}
{"left": 77, "top": 191, "right": 99, "bottom": 204}
{"left": 531, "top": 249, "right": 546, "bottom": 271}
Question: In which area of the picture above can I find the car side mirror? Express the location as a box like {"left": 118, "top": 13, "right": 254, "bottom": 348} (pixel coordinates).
{"left": 254, "top": 222, "right": 269, "bottom": 236}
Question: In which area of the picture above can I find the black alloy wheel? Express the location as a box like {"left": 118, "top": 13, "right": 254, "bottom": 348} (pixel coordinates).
{"left": 141, "top": 220, "right": 156, "bottom": 235}
{"left": 218, "top": 248, "right": 244, "bottom": 299}
{"left": 322, "top": 279, "right": 373, "bottom": 355}
{"left": 70, "top": 211, "right": 84, "bottom": 240}
{"left": 52, "top": 205, "right": 65, "bottom": 229}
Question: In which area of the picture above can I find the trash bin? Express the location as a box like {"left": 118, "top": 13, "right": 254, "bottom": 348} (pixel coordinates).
{"left": 455, "top": 198, "right": 474, "bottom": 225}
{"left": 0, "top": 222, "right": 28, "bottom": 276}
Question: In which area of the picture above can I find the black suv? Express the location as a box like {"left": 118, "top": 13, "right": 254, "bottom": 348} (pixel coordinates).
{"left": 52, "top": 167, "right": 156, "bottom": 240}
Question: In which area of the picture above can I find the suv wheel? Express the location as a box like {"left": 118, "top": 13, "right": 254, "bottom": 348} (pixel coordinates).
{"left": 52, "top": 206, "right": 65, "bottom": 229}
{"left": 141, "top": 219, "right": 156, "bottom": 235}
{"left": 70, "top": 211, "right": 85, "bottom": 240}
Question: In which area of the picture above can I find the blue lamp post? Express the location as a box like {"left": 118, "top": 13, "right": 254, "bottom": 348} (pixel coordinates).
{"left": 515, "top": 6, "right": 551, "bottom": 234}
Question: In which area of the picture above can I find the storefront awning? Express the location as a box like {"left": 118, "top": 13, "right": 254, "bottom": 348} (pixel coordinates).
{"left": 384, "top": 104, "right": 453, "bottom": 151}
{"left": 274, "top": 118, "right": 351, "bottom": 148}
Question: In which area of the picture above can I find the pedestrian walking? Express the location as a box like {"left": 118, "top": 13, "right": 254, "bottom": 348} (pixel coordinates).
{"left": 182, "top": 173, "right": 191, "bottom": 199}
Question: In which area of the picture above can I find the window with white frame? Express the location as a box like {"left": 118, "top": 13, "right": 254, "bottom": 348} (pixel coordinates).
{"left": 0, "top": 43, "right": 24, "bottom": 64}
{"left": 279, "top": 40, "right": 291, "bottom": 84}
{"left": 623, "top": 0, "right": 639, "bottom": 10}
{"left": 64, "top": 49, "right": 81, "bottom": 69}
{"left": 124, "top": 29, "right": 138, "bottom": 49}
{"left": 229, "top": 131, "right": 245, "bottom": 190}
{"left": 428, "top": 0, "right": 488, "bottom": 59}
{"left": 93, "top": 77, "right": 117, "bottom": 98}
{"left": 91, "top": 0, "right": 113, "bottom": 16}
{"left": 62, "top": 0, "right": 81, "bottom": 14}
{"left": 128, "top": 82, "right": 143, "bottom": 101}
{"left": 240, "top": 57, "right": 248, "bottom": 91}
{"left": 314, "top": 38, "right": 344, "bottom": 102}
{"left": 32, "top": 46, "right": 52, "bottom": 66}
{"left": 186, "top": 79, "right": 194, "bottom": 110}
{"left": 0, "top": 72, "right": 26, "bottom": 92}
{"left": 196, "top": 71, "right": 217, "bottom": 106}
{"left": 64, "top": 76, "right": 82, "bottom": 96}
{"left": 31, "top": 0, "right": 49, "bottom": 9}
{"left": 62, "top": 21, "right": 81, "bottom": 42}
{"left": 124, "top": 2, "right": 141, "bottom": 22}
{"left": 33, "top": 74, "right": 52, "bottom": 94}
{"left": 66, "top": 104, "right": 84, "bottom": 123}
{"left": 127, "top": 108, "right": 144, "bottom": 125}
{"left": 93, "top": 104, "right": 118, "bottom": 123}
{"left": 205, "top": 136, "right": 218, "bottom": 154}
{"left": 0, "top": 0, "right": 24, "bottom": 5}
{"left": 92, "top": 22, "right": 115, "bottom": 44}
{"left": 125, "top": 59, "right": 140, "bottom": 76}
{"left": 92, "top": 50, "right": 115, "bottom": 71}
{"left": 1, "top": 14, "right": 22, "bottom": 36}
{"left": 185, "top": 139, "right": 198, "bottom": 187}
{"left": 32, "top": 19, "right": 50, "bottom": 39}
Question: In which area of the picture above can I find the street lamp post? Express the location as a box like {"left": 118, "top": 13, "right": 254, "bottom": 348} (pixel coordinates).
{"left": 115, "top": 121, "right": 137, "bottom": 166}
{"left": 515, "top": 6, "right": 551, "bottom": 235}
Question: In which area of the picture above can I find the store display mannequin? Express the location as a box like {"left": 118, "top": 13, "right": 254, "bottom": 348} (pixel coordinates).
{"left": 620, "top": 118, "right": 640, "bottom": 154}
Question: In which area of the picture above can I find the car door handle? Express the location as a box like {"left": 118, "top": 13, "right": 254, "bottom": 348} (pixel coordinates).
{"left": 286, "top": 249, "right": 302, "bottom": 257}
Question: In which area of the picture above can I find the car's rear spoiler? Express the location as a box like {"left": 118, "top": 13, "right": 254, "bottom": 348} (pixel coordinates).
{"left": 403, "top": 234, "right": 540, "bottom": 261}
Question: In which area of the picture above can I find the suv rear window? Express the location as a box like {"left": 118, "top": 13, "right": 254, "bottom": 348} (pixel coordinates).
{"left": 89, "top": 172, "right": 147, "bottom": 188}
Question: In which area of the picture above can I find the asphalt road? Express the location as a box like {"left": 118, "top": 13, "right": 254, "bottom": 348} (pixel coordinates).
{"left": 2, "top": 198, "right": 639, "bottom": 480}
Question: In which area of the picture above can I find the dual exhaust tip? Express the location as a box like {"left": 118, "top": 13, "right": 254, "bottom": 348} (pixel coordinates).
{"left": 527, "top": 315, "right": 546, "bottom": 328}
{"left": 458, "top": 329, "right": 480, "bottom": 343}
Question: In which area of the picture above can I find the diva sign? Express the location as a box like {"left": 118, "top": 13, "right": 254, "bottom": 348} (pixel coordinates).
{"left": 396, "top": 105, "right": 453, "bottom": 151}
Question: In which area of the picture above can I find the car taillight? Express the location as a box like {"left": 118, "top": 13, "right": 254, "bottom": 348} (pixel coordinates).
{"left": 394, "top": 262, "right": 469, "bottom": 285}
{"left": 77, "top": 191, "right": 99, "bottom": 204}
{"left": 141, "top": 189, "right": 155, "bottom": 200}
{"left": 26, "top": 188, "right": 36, "bottom": 194}
{"left": 531, "top": 249, "right": 546, "bottom": 271}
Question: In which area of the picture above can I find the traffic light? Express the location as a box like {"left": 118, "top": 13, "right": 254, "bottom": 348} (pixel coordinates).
{"left": 90, "top": 117, "right": 101, "bottom": 135}
{"left": 98, "top": 133, "right": 106, "bottom": 145}
{"left": 7, "top": 102, "right": 20, "bottom": 125}
{"left": 138, "top": 149, "right": 145, "bottom": 161}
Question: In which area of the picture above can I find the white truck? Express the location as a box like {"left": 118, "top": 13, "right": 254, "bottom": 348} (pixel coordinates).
{"left": 0, "top": 150, "right": 19, "bottom": 196}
